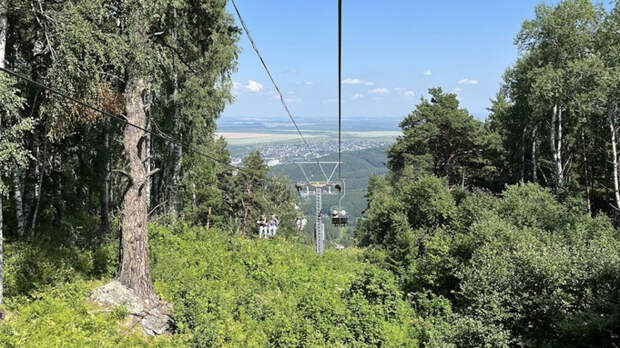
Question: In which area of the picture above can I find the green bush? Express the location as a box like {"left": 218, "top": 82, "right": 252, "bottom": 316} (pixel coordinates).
{"left": 149, "top": 223, "right": 422, "bottom": 347}
{"left": 0, "top": 280, "right": 176, "bottom": 348}
{"left": 359, "top": 180, "right": 620, "bottom": 346}
{"left": 3, "top": 239, "right": 117, "bottom": 298}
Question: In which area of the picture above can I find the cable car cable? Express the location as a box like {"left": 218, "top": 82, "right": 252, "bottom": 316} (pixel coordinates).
{"left": 230, "top": 0, "right": 322, "bottom": 166}
{"left": 338, "top": 0, "right": 342, "bottom": 180}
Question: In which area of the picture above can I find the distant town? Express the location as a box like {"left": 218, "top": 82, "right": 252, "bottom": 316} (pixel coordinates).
{"left": 231, "top": 139, "right": 393, "bottom": 166}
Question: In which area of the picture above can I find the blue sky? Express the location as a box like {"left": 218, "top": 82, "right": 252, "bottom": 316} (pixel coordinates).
{"left": 222, "top": 0, "right": 565, "bottom": 124}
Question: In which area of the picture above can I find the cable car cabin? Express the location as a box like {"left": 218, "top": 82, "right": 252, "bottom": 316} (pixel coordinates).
{"left": 331, "top": 210, "right": 348, "bottom": 227}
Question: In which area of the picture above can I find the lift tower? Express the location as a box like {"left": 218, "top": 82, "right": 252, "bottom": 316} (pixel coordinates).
{"left": 294, "top": 162, "right": 343, "bottom": 254}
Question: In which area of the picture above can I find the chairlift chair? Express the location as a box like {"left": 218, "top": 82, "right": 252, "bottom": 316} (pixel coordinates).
{"left": 330, "top": 180, "right": 348, "bottom": 227}
{"left": 331, "top": 209, "right": 348, "bottom": 227}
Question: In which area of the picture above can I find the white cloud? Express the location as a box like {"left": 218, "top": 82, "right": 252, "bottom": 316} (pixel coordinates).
{"left": 369, "top": 87, "right": 390, "bottom": 94}
{"left": 351, "top": 93, "right": 364, "bottom": 100}
{"left": 404, "top": 90, "right": 415, "bottom": 97}
{"left": 458, "top": 78, "right": 478, "bottom": 85}
{"left": 343, "top": 78, "right": 374, "bottom": 86}
{"left": 245, "top": 80, "right": 263, "bottom": 92}
{"left": 424, "top": 69, "right": 432, "bottom": 76}
{"left": 343, "top": 78, "right": 363, "bottom": 84}
{"left": 454, "top": 87, "right": 462, "bottom": 92}
{"left": 286, "top": 97, "right": 302, "bottom": 103}
{"left": 231, "top": 81, "right": 243, "bottom": 95}
{"left": 305, "top": 81, "right": 313, "bottom": 85}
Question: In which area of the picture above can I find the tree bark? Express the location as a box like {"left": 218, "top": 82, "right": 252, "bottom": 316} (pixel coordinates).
{"left": 13, "top": 170, "right": 25, "bottom": 238}
{"left": 0, "top": 0, "right": 6, "bottom": 304}
{"left": 550, "top": 104, "right": 564, "bottom": 187}
{"left": 241, "top": 179, "right": 253, "bottom": 237}
{"left": 145, "top": 113, "right": 152, "bottom": 210}
{"left": 170, "top": 69, "right": 181, "bottom": 214}
{"left": 119, "top": 66, "right": 155, "bottom": 301}
{"left": 520, "top": 130, "right": 525, "bottom": 183}
{"left": 579, "top": 130, "right": 591, "bottom": 215}
{"left": 532, "top": 126, "right": 537, "bottom": 183}
{"left": 610, "top": 115, "right": 620, "bottom": 211}
{"left": 99, "top": 119, "right": 111, "bottom": 238}
{"left": 29, "top": 132, "right": 45, "bottom": 238}
{"left": 52, "top": 155, "right": 63, "bottom": 229}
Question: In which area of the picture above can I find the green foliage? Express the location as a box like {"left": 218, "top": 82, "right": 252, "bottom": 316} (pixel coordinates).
{"left": 359, "top": 176, "right": 620, "bottom": 346}
{"left": 149, "top": 223, "right": 421, "bottom": 347}
{"left": 0, "top": 73, "right": 32, "bottom": 194}
{"left": 397, "top": 175, "right": 456, "bottom": 229}
{"left": 387, "top": 87, "right": 488, "bottom": 187}
{"left": 3, "top": 239, "right": 116, "bottom": 298}
{"left": 0, "top": 280, "right": 177, "bottom": 347}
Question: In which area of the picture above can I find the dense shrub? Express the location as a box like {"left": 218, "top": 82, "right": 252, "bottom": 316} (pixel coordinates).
{"left": 149, "top": 224, "right": 421, "bottom": 347}
{"left": 3, "top": 239, "right": 117, "bottom": 298}
{"left": 358, "top": 179, "right": 620, "bottom": 346}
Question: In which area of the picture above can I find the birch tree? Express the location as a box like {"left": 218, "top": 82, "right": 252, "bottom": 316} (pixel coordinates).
{"left": 0, "top": 0, "right": 33, "bottom": 304}
{"left": 516, "top": 0, "right": 601, "bottom": 188}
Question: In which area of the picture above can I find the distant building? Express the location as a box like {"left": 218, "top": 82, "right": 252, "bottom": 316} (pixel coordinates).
{"left": 267, "top": 159, "right": 281, "bottom": 167}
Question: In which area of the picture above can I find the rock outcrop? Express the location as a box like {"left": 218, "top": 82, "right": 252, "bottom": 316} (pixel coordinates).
{"left": 90, "top": 281, "right": 173, "bottom": 336}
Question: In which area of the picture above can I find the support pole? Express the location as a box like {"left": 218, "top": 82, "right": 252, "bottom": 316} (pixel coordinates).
{"left": 315, "top": 186, "right": 323, "bottom": 254}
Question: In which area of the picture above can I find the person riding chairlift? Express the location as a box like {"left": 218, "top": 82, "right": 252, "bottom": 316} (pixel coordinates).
{"left": 257, "top": 215, "right": 267, "bottom": 239}
{"left": 268, "top": 215, "right": 279, "bottom": 237}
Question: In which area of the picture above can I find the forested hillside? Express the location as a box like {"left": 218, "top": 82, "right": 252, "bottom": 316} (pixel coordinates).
{"left": 270, "top": 147, "right": 389, "bottom": 246}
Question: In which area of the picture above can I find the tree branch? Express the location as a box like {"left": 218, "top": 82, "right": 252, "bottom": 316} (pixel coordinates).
{"left": 146, "top": 168, "right": 160, "bottom": 177}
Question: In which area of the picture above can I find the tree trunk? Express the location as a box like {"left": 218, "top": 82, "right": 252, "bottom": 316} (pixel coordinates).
{"left": 0, "top": 0, "right": 6, "bottom": 304}
{"left": 170, "top": 70, "right": 181, "bottom": 214}
{"left": 52, "top": 156, "right": 63, "bottom": 229}
{"left": 119, "top": 66, "right": 155, "bottom": 301}
{"left": 241, "top": 179, "right": 253, "bottom": 237}
{"left": 532, "top": 126, "right": 537, "bottom": 183}
{"left": 170, "top": 9, "right": 181, "bottom": 215}
{"left": 29, "top": 133, "right": 45, "bottom": 238}
{"left": 13, "top": 170, "right": 25, "bottom": 238}
{"left": 550, "top": 104, "right": 564, "bottom": 187}
{"left": 580, "top": 131, "right": 591, "bottom": 215}
{"left": 99, "top": 119, "right": 111, "bottom": 237}
{"left": 520, "top": 130, "right": 525, "bottom": 183}
{"left": 610, "top": 116, "right": 620, "bottom": 211}
{"left": 146, "top": 114, "right": 152, "bottom": 210}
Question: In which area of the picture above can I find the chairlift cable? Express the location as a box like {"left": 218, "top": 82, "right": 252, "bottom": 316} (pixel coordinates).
{"left": 338, "top": 0, "right": 342, "bottom": 180}
{"left": 230, "top": 0, "right": 323, "bottom": 167}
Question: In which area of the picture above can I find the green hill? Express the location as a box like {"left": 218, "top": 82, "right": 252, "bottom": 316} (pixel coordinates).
{"left": 269, "top": 147, "right": 389, "bottom": 246}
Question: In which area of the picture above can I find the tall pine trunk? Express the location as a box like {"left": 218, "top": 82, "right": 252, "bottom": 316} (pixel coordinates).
{"left": 119, "top": 66, "right": 155, "bottom": 300}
